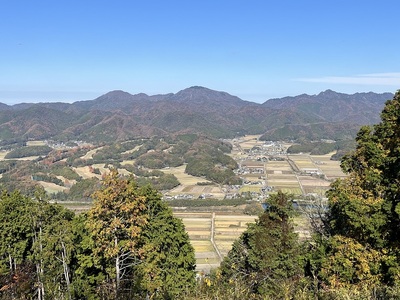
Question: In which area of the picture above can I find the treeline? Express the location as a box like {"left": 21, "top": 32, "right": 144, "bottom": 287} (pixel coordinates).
{"left": 0, "top": 171, "right": 196, "bottom": 299}
{"left": 287, "top": 140, "right": 356, "bottom": 160}
{"left": 4, "top": 145, "right": 52, "bottom": 159}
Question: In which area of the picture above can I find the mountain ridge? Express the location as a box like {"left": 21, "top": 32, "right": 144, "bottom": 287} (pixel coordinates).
{"left": 0, "top": 87, "right": 394, "bottom": 143}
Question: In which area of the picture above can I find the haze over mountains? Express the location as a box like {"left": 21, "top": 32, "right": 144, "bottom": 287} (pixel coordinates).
{"left": 0, "top": 86, "right": 393, "bottom": 143}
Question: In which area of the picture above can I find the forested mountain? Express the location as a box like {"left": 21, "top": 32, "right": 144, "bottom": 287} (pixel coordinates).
{"left": 263, "top": 89, "right": 393, "bottom": 124}
{"left": 0, "top": 87, "right": 393, "bottom": 143}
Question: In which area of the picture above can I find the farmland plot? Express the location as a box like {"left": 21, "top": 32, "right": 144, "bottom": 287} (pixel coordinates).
{"left": 163, "top": 165, "right": 225, "bottom": 198}
{"left": 310, "top": 154, "right": 346, "bottom": 180}
{"left": 177, "top": 212, "right": 257, "bottom": 273}
{"left": 265, "top": 160, "right": 302, "bottom": 194}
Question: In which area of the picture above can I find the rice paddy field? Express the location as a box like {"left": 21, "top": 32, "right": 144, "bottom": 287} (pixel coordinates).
{"left": 176, "top": 212, "right": 257, "bottom": 273}
{"left": 233, "top": 137, "right": 345, "bottom": 196}
{"left": 38, "top": 181, "right": 68, "bottom": 194}
{"left": 288, "top": 154, "right": 318, "bottom": 171}
{"left": 176, "top": 212, "right": 311, "bottom": 273}
{"left": 73, "top": 166, "right": 103, "bottom": 180}
{"left": 310, "top": 154, "right": 347, "bottom": 180}
{"left": 162, "top": 165, "right": 207, "bottom": 185}
{"left": 264, "top": 160, "right": 302, "bottom": 194}
{"left": 236, "top": 135, "right": 265, "bottom": 150}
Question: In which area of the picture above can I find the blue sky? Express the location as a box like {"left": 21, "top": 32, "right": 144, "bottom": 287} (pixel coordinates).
{"left": 1, "top": 1, "right": 399, "bottom": 104}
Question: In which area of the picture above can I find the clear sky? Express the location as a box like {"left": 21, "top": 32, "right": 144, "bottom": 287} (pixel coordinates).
{"left": 1, "top": 1, "right": 399, "bottom": 104}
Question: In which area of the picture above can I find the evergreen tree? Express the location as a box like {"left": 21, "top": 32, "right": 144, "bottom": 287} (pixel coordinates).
{"left": 219, "top": 191, "right": 303, "bottom": 298}
{"left": 312, "top": 90, "right": 400, "bottom": 290}
{"left": 133, "top": 185, "right": 196, "bottom": 299}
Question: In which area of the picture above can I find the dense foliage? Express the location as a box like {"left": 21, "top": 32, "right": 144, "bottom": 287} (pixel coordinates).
{"left": 4, "top": 145, "right": 52, "bottom": 159}
{"left": 314, "top": 91, "right": 400, "bottom": 287}
{"left": 0, "top": 134, "right": 239, "bottom": 198}
{"left": 0, "top": 172, "right": 196, "bottom": 299}
{"left": 287, "top": 140, "right": 356, "bottom": 160}
{"left": 219, "top": 192, "right": 303, "bottom": 298}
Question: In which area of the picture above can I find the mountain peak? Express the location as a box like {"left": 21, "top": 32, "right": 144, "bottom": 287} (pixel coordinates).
{"left": 100, "top": 90, "right": 134, "bottom": 99}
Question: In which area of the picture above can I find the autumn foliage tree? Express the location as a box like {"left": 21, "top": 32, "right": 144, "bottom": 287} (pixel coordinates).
{"left": 85, "top": 170, "right": 196, "bottom": 299}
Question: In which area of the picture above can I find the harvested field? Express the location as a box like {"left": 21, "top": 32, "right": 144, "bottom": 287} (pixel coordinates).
{"left": 310, "top": 154, "right": 346, "bottom": 179}
{"left": 81, "top": 147, "right": 103, "bottom": 160}
{"left": 38, "top": 181, "right": 68, "bottom": 194}
{"left": 26, "top": 140, "right": 46, "bottom": 146}
{"left": 121, "top": 145, "right": 142, "bottom": 154}
{"left": 170, "top": 184, "right": 224, "bottom": 199}
{"left": 239, "top": 186, "right": 262, "bottom": 193}
{"left": 162, "top": 165, "right": 207, "bottom": 185}
{"left": 177, "top": 212, "right": 257, "bottom": 272}
{"left": 266, "top": 160, "right": 292, "bottom": 172}
{"left": 73, "top": 166, "right": 102, "bottom": 180}
{"left": 121, "top": 160, "right": 136, "bottom": 165}
{"left": 289, "top": 155, "right": 317, "bottom": 170}
{"left": 237, "top": 135, "right": 263, "bottom": 150}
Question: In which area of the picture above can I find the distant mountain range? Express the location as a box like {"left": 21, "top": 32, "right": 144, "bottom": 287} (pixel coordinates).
{"left": 0, "top": 86, "right": 393, "bottom": 143}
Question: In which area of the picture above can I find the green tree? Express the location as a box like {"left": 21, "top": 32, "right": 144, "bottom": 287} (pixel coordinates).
{"left": 71, "top": 213, "right": 107, "bottom": 300}
{"left": 0, "top": 191, "right": 35, "bottom": 298}
{"left": 219, "top": 191, "right": 303, "bottom": 298}
{"left": 311, "top": 91, "right": 400, "bottom": 291}
{"left": 133, "top": 185, "right": 196, "bottom": 299}
{"left": 0, "top": 189, "right": 76, "bottom": 300}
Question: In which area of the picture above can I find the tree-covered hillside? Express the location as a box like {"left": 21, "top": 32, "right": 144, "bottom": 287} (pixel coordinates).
{"left": 0, "top": 134, "right": 241, "bottom": 199}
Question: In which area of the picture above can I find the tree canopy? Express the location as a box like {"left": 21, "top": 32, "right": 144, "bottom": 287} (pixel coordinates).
{"left": 0, "top": 171, "right": 196, "bottom": 299}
